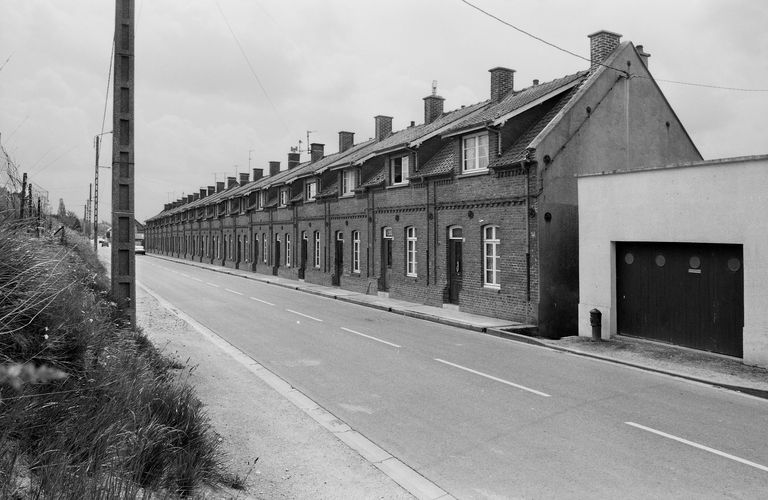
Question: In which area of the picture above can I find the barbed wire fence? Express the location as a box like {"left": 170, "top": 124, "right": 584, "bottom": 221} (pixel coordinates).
{"left": 1, "top": 132, "right": 51, "bottom": 230}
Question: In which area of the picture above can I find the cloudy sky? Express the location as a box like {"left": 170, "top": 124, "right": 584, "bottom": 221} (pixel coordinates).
{"left": 1, "top": 0, "right": 766, "bottom": 222}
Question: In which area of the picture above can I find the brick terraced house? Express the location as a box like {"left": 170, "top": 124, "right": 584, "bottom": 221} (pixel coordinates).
{"left": 145, "top": 31, "right": 701, "bottom": 337}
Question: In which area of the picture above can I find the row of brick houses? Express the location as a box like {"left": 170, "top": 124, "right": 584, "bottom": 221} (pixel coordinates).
{"left": 145, "top": 30, "right": 701, "bottom": 337}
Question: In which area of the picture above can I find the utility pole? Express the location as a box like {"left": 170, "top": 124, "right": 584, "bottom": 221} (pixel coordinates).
{"left": 111, "top": 0, "right": 136, "bottom": 325}
{"left": 87, "top": 183, "right": 92, "bottom": 238}
{"left": 28, "top": 185, "right": 32, "bottom": 223}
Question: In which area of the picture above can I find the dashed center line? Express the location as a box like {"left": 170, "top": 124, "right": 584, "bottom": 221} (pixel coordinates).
{"left": 205, "top": 282, "right": 219, "bottom": 288}
{"left": 250, "top": 297, "right": 274, "bottom": 306}
{"left": 180, "top": 273, "right": 189, "bottom": 277}
{"left": 340, "top": 327, "right": 401, "bottom": 348}
{"left": 286, "top": 309, "right": 323, "bottom": 322}
{"left": 191, "top": 277, "right": 203, "bottom": 282}
{"left": 434, "top": 358, "right": 551, "bottom": 397}
{"left": 225, "top": 288, "right": 243, "bottom": 295}
{"left": 626, "top": 422, "right": 768, "bottom": 473}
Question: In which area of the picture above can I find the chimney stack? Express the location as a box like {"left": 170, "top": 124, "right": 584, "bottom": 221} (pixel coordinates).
{"left": 216, "top": 182, "right": 225, "bottom": 193}
{"left": 193, "top": 193, "right": 200, "bottom": 201}
{"left": 200, "top": 188, "right": 207, "bottom": 199}
{"left": 423, "top": 82, "right": 445, "bottom": 124}
{"left": 252, "top": 168, "right": 263, "bottom": 181}
{"left": 588, "top": 30, "right": 622, "bottom": 71}
{"left": 288, "top": 152, "right": 301, "bottom": 169}
{"left": 239, "top": 172, "right": 250, "bottom": 184}
{"left": 227, "top": 176, "right": 237, "bottom": 189}
{"left": 374, "top": 115, "right": 393, "bottom": 141}
{"left": 489, "top": 67, "right": 515, "bottom": 102}
{"left": 636, "top": 44, "right": 651, "bottom": 68}
{"left": 310, "top": 143, "right": 324, "bottom": 162}
{"left": 338, "top": 131, "right": 354, "bottom": 153}
{"left": 533, "top": 79, "right": 539, "bottom": 86}
{"left": 187, "top": 194, "right": 194, "bottom": 203}
{"left": 269, "top": 161, "right": 280, "bottom": 177}
{"left": 208, "top": 185, "right": 216, "bottom": 196}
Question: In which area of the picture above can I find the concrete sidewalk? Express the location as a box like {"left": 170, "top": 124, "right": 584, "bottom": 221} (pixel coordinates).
{"left": 146, "top": 253, "right": 768, "bottom": 400}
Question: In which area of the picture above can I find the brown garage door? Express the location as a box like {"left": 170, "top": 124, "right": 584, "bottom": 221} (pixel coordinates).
{"left": 616, "top": 242, "right": 743, "bottom": 357}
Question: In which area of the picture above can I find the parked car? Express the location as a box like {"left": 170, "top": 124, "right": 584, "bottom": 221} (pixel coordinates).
{"left": 134, "top": 235, "right": 145, "bottom": 255}
{"left": 98, "top": 238, "right": 109, "bottom": 247}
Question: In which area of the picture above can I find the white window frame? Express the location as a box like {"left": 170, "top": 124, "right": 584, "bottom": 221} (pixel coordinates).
{"left": 483, "top": 225, "right": 500, "bottom": 288}
{"left": 342, "top": 169, "right": 356, "bottom": 196}
{"left": 305, "top": 180, "right": 317, "bottom": 201}
{"left": 462, "top": 132, "right": 490, "bottom": 173}
{"left": 314, "top": 231, "right": 321, "bottom": 268}
{"left": 262, "top": 233, "right": 267, "bottom": 263}
{"left": 352, "top": 230, "right": 360, "bottom": 273}
{"left": 279, "top": 188, "right": 288, "bottom": 207}
{"left": 285, "top": 233, "right": 291, "bottom": 267}
{"left": 406, "top": 226, "right": 417, "bottom": 277}
{"left": 390, "top": 155, "right": 409, "bottom": 186}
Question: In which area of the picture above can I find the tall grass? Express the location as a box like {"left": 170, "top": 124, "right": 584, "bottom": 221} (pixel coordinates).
{"left": 0, "top": 224, "right": 229, "bottom": 498}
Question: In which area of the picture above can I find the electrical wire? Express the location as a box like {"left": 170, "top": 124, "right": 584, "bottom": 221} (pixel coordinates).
{"left": 213, "top": 0, "right": 289, "bottom": 132}
{"left": 100, "top": 41, "right": 114, "bottom": 137}
{"left": 459, "top": 0, "right": 768, "bottom": 92}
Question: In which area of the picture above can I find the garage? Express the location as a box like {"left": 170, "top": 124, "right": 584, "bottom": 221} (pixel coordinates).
{"left": 616, "top": 242, "right": 743, "bottom": 357}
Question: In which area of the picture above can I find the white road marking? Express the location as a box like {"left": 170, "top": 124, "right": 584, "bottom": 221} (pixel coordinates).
{"left": 205, "top": 282, "right": 219, "bottom": 288}
{"left": 191, "top": 277, "right": 204, "bottom": 282}
{"left": 434, "top": 358, "right": 551, "bottom": 397}
{"left": 340, "top": 327, "right": 401, "bottom": 348}
{"left": 180, "top": 273, "right": 189, "bottom": 277}
{"left": 626, "top": 422, "right": 768, "bottom": 473}
{"left": 225, "top": 288, "right": 243, "bottom": 295}
{"left": 249, "top": 296, "right": 274, "bottom": 306}
{"left": 286, "top": 309, "right": 323, "bottom": 322}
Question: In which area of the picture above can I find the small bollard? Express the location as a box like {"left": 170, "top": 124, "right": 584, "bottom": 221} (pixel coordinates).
{"left": 589, "top": 308, "right": 602, "bottom": 342}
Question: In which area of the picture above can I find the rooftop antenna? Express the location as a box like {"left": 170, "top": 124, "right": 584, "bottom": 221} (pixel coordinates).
{"left": 432, "top": 80, "right": 438, "bottom": 96}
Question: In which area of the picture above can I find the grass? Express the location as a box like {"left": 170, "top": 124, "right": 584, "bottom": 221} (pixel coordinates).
{"left": 0, "top": 221, "right": 231, "bottom": 498}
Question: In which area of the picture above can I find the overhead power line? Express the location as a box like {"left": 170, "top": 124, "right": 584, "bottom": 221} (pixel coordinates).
{"left": 459, "top": 0, "right": 768, "bottom": 92}
{"left": 213, "top": 0, "right": 289, "bottom": 132}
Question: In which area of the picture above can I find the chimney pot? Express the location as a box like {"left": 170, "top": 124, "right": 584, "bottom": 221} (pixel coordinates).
{"left": 588, "top": 30, "right": 622, "bottom": 71}
{"left": 310, "top": 143, "right": 324, "bottom": 162}
{"left": 187, "top": 194, "right": 194, "bottom": 203}
{"left": 216, "top": 182, "right": 225, "bottom": 193}
{"left": 374, "top": 115, "right": 393, "bottom": 141}
{"left": 533, "top": 79, "right": 539, "bottom": 86}
{"left": 423, "top": 92, "right": 445, "bottom": 124}
{"left": 636, "top": 44, "right": 651, "bottom": 68}
{"left": 338, "top": 131, "right": 354, "bottom": 153}
{"left": 268, "top": 161, "right": 281, "bottom": 177}
{"left": 489, "top": 67, "right": 515, "bottom": 101}
{"left": 252, "top": 168, "right": 264, "bottom": 180}
{"left": 288, "top": 152, "right": 301, "bottom": 169}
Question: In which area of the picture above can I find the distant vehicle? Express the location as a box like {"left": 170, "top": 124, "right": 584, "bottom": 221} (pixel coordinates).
{"left": 135, "top": 233, "right": 145, "bottom": 255}
{"left": 98, "top": 238, "right": 109, "bottom": 247}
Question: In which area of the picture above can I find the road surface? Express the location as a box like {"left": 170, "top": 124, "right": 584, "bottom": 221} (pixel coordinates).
{"left": 137, "top": 255, "right": 768, "bottom": 499}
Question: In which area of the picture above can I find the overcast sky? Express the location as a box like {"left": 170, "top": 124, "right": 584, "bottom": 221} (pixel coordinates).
{"left": 1, "top": 0, "right": 766, "bottom": 222}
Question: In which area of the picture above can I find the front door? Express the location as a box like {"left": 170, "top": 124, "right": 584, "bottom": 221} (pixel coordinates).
{"left": 379, "top": 227, "right": 393, "bottom": 291}
{"left": 299, "top": 232, "right": 308, "bottom": 279}
{"left": 273, "top": 237, "right": 281, "bottom": 276}
{"left": 236, "top": 235, "right": 242, "bottom": 268}
{"left": 333, "top": 233, "right": 343, "bottom": 286}
{"left": 447, "top": 227, "right": 463, "bottom": 304}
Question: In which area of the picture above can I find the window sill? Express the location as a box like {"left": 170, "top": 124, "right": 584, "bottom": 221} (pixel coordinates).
{"left": 339, "top": 193, "right": 355, "bottom": 199}
{"left": 459, "top": 169, "right": 489, "bottom": 178}
{"left": 386, "top": 183, "right": 409, "bottom": 190}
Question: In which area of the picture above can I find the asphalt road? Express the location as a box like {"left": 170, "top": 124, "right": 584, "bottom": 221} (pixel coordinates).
{"left": 136, "top": 255, "right": 768, "bottom": 499}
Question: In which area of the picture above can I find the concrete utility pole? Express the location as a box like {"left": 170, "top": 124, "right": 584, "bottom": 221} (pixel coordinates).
{"left": 87, "top": 183, "right": 92, "bottom": 237}
{"left": 111, "top": 0, "right": 136, "bottom": 325}
{"left": 20, "top": 172, "right": 26, "bottom": 218}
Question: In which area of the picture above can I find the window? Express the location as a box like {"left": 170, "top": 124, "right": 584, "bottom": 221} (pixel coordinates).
{"left": 305, "top": 180, "right": 317, "bottom": 201}
{"left": 262, "top": 233, "right": 267, "bottom": 263}
{"left": 462, "top": 132, "right": 489, "bottom": 172}
{"left": 279, "top": 188, "right": 288, "bottom": 207}
{"left": 406, "top": 226, "right": 417, "bottom": 277}
{"left": 352, "top": 230, "right": 360, "bottom": 273}
{"left": 314, "top": 231, "right": 321, "bottom": 268}
{"left": 342, "top": 169, "right": 356, "bottom": 196}
{"left": 285, "top": 233, "right": 291, "bottom": 267}
{"left": 390, "top": 155, "right": 409, "bottom": 185}
{"left": 483, "top": 225, "right": 500, "bottom": 288}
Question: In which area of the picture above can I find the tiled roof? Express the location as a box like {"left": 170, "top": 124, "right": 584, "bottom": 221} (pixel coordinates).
{"left": 446, "top": 72, "right": 587, "bottom": 134}
{"left": 359, "top": 166, "right": 387, "bottom": 189}
{"left": 315, "top": 180, "right": 338, "bottom": 199}
{"left": 417, "top": 142, "right": 457, "bottom": 179}
{"left": 490, "top": 86, "right": 581, "bottom": 168}
{"left": 327, "top": 101, "right": 489, "bottom": 169}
